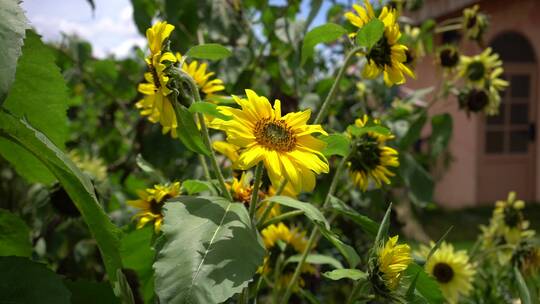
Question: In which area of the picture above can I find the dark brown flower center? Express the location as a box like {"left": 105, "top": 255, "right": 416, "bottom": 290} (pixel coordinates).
{"left": 349, "top": 134, "right": 382, "bottom": 172}
{"left": 433, "top": 262, "right": 454, "bottom": 283}
{"left": 149, "top": 199, "right": 163, "bottom": 215}
{"left": 503, "top": 207, "right": 522, "bottom": 228}
{"left": 439, "top": 48, "right": 459, "bottom": 68}
{"left": 466, "top": 61, "right": 486, "bottom": 81}
{"left": 255, "top": 119, "right": 296, "bottom": 152}
{"left": 367, "top": 36, "right": 393, "bottom": 68}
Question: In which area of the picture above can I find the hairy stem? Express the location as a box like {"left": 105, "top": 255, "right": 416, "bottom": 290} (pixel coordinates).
{"left": 313, "top": 46, "right": 363, "bottom": 125}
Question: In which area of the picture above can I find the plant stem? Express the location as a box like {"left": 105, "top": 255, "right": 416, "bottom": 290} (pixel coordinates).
{"left": 249, "top": 162, "right": 264, "bottom": 220}
{"left": 198, "top": 154, "right": 211, "bottom": 181}
{"left": 180, "top": 72, "right": 233, "bottom": 201}
{"left": 313, "top": 46, "right": 363, "bottom": 125}
{"left": 257, "top": 178, "right": 288, "bottom": 225}
{"left": 258, "top": 210, "right": 305, "bottom": 229}
{"left": 280, "top": 155, "right": 351, "bottom": 303}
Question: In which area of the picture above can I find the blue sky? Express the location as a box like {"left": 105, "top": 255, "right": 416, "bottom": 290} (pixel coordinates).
{"left": 22, "top": 0, "right": 343, "bottom": 58}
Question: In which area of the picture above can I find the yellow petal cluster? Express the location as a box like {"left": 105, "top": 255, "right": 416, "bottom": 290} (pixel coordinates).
{"left": 377, "top": 235, "right": 412, "bottom": 290}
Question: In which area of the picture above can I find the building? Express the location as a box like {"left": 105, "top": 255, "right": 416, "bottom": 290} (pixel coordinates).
{"left": 408, "top": 0, "right": 540, "bottom": 208}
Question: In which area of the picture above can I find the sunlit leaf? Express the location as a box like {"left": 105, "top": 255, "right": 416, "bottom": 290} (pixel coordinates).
{"left": 189, "top": 102, "right": 232, "bottom": 121}
{"left": 301, "top": 23, "right": 346, "bottom": 64}
{"left": 356, "top": 19, "right": 384, "bottom": 49}
{"left": 321, "top": 133, "right": 350, "bottom": 157}
{"left": 323, "top": 269, "right": 366, "bottom": 281}
{"left": 186, "top": 44, "right": 232, "bottom": 61}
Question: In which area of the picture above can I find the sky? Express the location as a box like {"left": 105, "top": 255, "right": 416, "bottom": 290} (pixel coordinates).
{"left": 22, "top": 0, "right": 340, "bottom": 58}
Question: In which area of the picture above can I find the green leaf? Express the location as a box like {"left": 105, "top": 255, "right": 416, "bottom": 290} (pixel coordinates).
{"left": 429, "top": 114, "right": 452, "bottom": 158}
{"left": 374, "top": 203, "right": 392, "bottom": 247}
{"left": 120, "top": 226, "right": 155, "bottom": 304}
{"left": 286, "top": 254, "right": 344, "bottom": 269}
{"left": 64, "top": 280, "right": 119, "bottom": 304}
{"left": 399, "top": 112, "right": 427, "bottom": 150}
{"left": 0, "top": 109, "right": 124, "bottom": 287}
{"left": 356, "top": 19, "right": 384, "bottom": 49}
{"left": 135, "top": 153, "right": 166, "bottom": 183}
{"left": 153, "top": 196, "right": 265, "bottom": 304}
{"left": 0, "top": 209, "right": 31, "bottom": 257}
{"left": 130, "top": 0, "right": 158, "bottom": 35}
{"left": 0, "top": 30, "right": 69, "bottom": 184}
{"left": 301, "top": 23, "right": 346, "bottom": 64}
{"left": 189, "top": 101, "right": 232, "bottom": 121}
{"left": 514, "top": 267, "right": 532, "bottom": 304}
{"left": 323, "top": 269, "right": 367, "bottom": 281}
{"left": 0, "top": 256, "right": 71, "bottom": 303}
{"left": 186, "top": 44, "right": 232, "bottom": 61}
{"left": 405, "top": 263, "right": 444, "bottom": 304}
{"left": 263, "top": 196, "right": 330, "bottom": 229}
{"left": 321, "top": 133, "right": 350, "bottom": 157}
{"left": 174, "top": 103, "right": 211, "bottom": 156}
{"left": 426, "top": 226, "right": 453, "bottom": 262}
{"left": 0, "top": 0, "right": 27, "bottom": 102}
{"left": 399, "top": 152, "right": 434, "bottom": 206}
{"left": 318, "top": 225, "right": 360, "bottom": 268}
{"left": 181, "top": 179, "right": 218, "bottom": 195}
{"left": 328, "top": 195, "right": 379, "bottom": 237}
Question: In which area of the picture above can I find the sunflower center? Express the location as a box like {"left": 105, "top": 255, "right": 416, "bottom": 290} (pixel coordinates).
{"left": 367, "top": 36, "right": 393, "bottom": 68}
{"left": 466, "top": 61, "right": 486, "bottom": 81}
{"left": 466, "top": 89, "right": 489, "bottom": 112}
{"left": 466, "top": 16, "right": 477, "bottom": 29}
{"left": 255, "top": 119, "right": 296, "bottom": 152}
{"left": 433, "top": 262, "right": 454, "bottom": 283}
{"left": 439, "top": 48, "right": 459, "bottom": 68}
{"left": 149, "top": 199, "right": 163, "bottom": 215}
{"left": 349, "top": 134, "right": 381, "bottom": 172}
{"left": 503, "top": 207, "right": 522, "bottom": 228}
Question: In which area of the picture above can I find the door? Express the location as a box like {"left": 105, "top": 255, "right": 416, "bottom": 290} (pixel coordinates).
{"left": 478, "top": 64, "right": 537, "bottom": 203}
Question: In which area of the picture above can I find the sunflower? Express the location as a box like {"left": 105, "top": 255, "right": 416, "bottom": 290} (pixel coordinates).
{"left": 458, "top": 48, "right": 503, "bottom": 88}
{"left": 127, "top": 182, "right": 181, "bottom": 232}
{"left": 462, "top": 5, "right": 488, "bottom": 41}
{"left": 419, "top": 242, "right": 476, "bottom": 304}
{"left": 371, "top": 235, "right": 412, "bottom": 292}
{"left": 437, "top": 45, "right": 460, "bottom": 70}
{"left": 260, "top": 223, "right": 316, "bottom": 291}
{"left": 493, "top": 192, "right": 531, "bottom": 244}
{"left": 210, "top": 89, "right": 329, "bottom": 193}
{"left": 515, "top": 244, "right": 540, "bottom": 277}
{"left": 348, "top": 115, "right": 399, "bottom": 191}
{"left": 176, "top": 53, "right": 225, "bottom": 100}
{"left": 345, "top": 0, "right": 414, "bottom": 86}
{"left": 136, "top": 22, "right": 179, "bottom": 137}
{"left": 212, "top": 140, "right": 240, "bottom": 168}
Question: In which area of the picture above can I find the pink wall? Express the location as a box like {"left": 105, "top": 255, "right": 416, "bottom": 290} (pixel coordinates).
{"left": 408, "top": 0, "right": 540, "bottom": 208}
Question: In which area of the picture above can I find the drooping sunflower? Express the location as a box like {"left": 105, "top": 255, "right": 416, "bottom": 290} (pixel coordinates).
{"left": 462, "top": 5, "right": 488, "bottom": 41}
{"left": 493, "top": 192, "right": 531, "bottom": 244}
{"left": 344, "top": 0, "right": 415, "bottom": 86}
{"left": 210, "top": 89, "right": 329, "bottom": 193}
{"left": 437, "top": 45, "right": 460, "bottom": 70}
{"left": 419, "top": 242, "right": 476, "bottom": 304}
{"left": 127, "top": 182, "right": 181, "bottom": 232}
{"left": 136, "top": 22, "right": 179, "bottom": 137}
{"left": 176, "top": 53, "right": 225, "bottom": 100}
{"left": 370, "top": 235, "right": 412, "bottom": 292}
{"left": 260, "top": 223, "right": 316, "bottom": 291}
{"left": 348, "top": 115, "right": 399, "bottom": 191}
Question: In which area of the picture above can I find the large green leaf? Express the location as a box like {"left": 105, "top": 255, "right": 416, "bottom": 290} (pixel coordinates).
{"left": 263, "top": 196, "right": 329, "bottom": 228}
{"left": 429, "top": 114, "right": 452, "bottom": 158}
{"left": 0, "top": 0, "right": 27, "bottom": 102}
{"left": 356, "top": 19, "right": 384, "bottom": 49}
{"left": 0, "top": 109, "right": 123, "bottom": 287}
{"left": 64, "top": 280, "right": 119, "bottom": 304}
{"left": 0, "top": 30, "right": 69, "bottom": 184}
{"left": 301, "top": 23, "right": 346, "bottom": 64}
{"left": 405, "top": 263, "right": 444, "bottom": 304}
{"left": 321, "top": 133, "right": 350, "bottom": 157}
{"left": 0, "top": 209, "right": 31, "bottom": 257}
{"left": 121, "top": 226, "right": 155, "bottom": 303}
{"left": 399, "top": 153, "right": 434, "bottom": 206}
{"left": 186, "top": 44, "right": 232, "bottom": 61}
{"left": 153, "top": 196, "right": 265, "bottom": 304}
{"left": 0, "top": 256, "right": 71, "bottom": 303}
{"left": 328, "top": 195, "right": 379, "bottom": 237}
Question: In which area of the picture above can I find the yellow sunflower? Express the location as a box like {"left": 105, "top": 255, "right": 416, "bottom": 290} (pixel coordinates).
{"left": 260, "top": 223, "right": 316, "bottom": 291}
{"left": 419, "top": 242, "right": 476, "bottom": 304}
{"left": 176, "top": 53, "right": 225, "bottom": 100}
{"left": 493, "top": 192, "right": 532, "bottom": 244}
{"left": 462, "top": 5, "right": 488, "bottom": 41}
{"left": 212, "top": 140, "right": 240, "bottom": 168}
{"left": 136, "top": 22, "right": 179, "bottom": 137}
{"left": 68, "top": 150, "right": 107, "bottom": 182}
{"left": 374, "top": 235, "right": 412, "bottom": 291}
{"left": 437, "top": 45, "right": 460, "bottom": 70}
{"left": 348, "top": 115, "right": 399, "bottom": 191}
{"left": 127, "top": 182, "right": 181, "bottom": 232}
{"left": 345, "top": 0, "right": 414, "bottom": 86}
{"left": 210, "top": 89, "right": 329, "bottom": 193}
{"left": 458, "top": 48, "right": 503, "bottom": 88}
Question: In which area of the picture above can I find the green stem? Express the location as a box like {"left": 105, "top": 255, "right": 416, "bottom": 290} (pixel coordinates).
{"left": 198, "top": 154, "right": 211, "bottom": 181}
{"left": 313, "top": 46, "right": 363, "bottom": 125}
{"left": 258, "top": 210, "right": 305, "bottom": 229}
{"left": 257, "top": 178, "right": 288, "bottom": 225}
{"left": 280, "top": 155, "right": 351, "bottom": 303}
{"left": 249, "top": 162, "right": 264, "bottom": 220}
{"left": 179, "top": 72, "right": 233, "bottom": 201}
